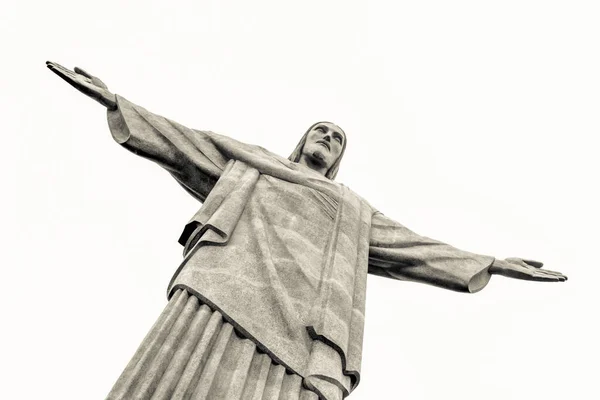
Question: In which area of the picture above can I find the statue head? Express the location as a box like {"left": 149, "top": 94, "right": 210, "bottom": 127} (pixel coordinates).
{"left": 288, "top": 121, "right": 347, "bottom": 180}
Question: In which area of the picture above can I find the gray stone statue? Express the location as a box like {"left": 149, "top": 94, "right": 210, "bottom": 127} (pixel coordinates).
{"left": 47, "top": 61, "right": 567, "bottom": 400}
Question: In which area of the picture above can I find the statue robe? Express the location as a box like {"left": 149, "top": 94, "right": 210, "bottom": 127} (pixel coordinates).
{"left": 107, "top": 96, "right": 495, "bottom": 398}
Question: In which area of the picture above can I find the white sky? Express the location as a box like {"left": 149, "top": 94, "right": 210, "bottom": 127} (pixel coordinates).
{"left": 2, "top": 1, "right": 599, "bottom": 399}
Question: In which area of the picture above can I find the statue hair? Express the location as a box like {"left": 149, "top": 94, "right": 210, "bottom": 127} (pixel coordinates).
{"left": 288, "top": 121, "right": 347, "bottom": 180}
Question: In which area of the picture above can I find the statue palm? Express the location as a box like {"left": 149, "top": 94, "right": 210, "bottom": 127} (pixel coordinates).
{"left": 47, "top": 61, "right": 116, "bottom": 109}
{"left": 46, "top": 60, "right": 567, "bottom": 284}
{"left": 490, "top": 258, "right": 566, "bottom": 282}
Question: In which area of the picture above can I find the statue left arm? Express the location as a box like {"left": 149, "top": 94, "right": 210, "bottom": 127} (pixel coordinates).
{"left": 368, "top": 212, "right": 566, "bottom": 293}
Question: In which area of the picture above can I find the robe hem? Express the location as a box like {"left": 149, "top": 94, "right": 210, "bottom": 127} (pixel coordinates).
{"left": 306, "top": 326, "right": 360, "bottom": 394}
{"left": 168, "top": 283, "right": 305, "bottom": 378}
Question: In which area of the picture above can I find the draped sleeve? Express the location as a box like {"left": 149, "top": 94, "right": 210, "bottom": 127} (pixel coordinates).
{"left": 368, "top": 211, "right": 495, "bottom": 293}
{"left": 107, "top": 95, "right": 230, "bottom": 202}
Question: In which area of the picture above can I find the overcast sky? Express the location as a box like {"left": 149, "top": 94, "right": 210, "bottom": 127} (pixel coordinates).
{"left": 3, "top": 1, "right": 599, "bottom": 399}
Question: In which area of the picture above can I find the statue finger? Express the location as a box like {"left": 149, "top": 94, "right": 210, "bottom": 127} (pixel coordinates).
{"left": 46, "top": 60, "right": 65, "bottom": 69}
{"left": 74, "top": 66, "right": 108, "bottom": 89}
{"left": 536, "top": 268, "right": 564, "bottom": 276}
{"left": 538, "top": 270, "right": 568, "bottom": 281}
{"left": 534, "top": 271, "right": 566, "bottom": 282}
{"left": 92, "top": 76, "right": 109, "bottom": 89}
{"left": 534, "top": 269, "right": 557, "bottom": 277}
{"left": 46, "top": 61, "right": 73, "bottom": 75}
{"left": 505, "top": 257, "right": 528, "bottom": 266}
{"left": 47, "top": 62, "right": 78, "bottom": 81}
{"left": 522, "top": 259, "right": 544, "bottom": 268}
{"left": 531, "top": 272, "right": 561, "bottom": 282}
{"left": 74, "top": 66, "right": 93, "bottom": 78}
{"left": 47, "top": 63, "right": 76, "bottom": 82}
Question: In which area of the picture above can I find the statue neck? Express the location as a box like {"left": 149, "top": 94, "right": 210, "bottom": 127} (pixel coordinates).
{"left": 298, "top": 154, "right": 328, "bottom": 177}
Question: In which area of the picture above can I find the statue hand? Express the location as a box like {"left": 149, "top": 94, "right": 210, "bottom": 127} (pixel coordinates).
{"left": 489, "top": 258, "right": 567, "bottom": 282}
{"left": 46, "top": 61, "right": 117, "bottom": 110}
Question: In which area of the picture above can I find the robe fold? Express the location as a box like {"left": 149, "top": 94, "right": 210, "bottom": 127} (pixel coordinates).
{"left": 107, "top": 95, "right": 495, "bottom": 398}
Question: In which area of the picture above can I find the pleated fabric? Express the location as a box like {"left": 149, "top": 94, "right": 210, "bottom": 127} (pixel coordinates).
{"left": 106, "top": 289, "right": 321, "bottom": 400}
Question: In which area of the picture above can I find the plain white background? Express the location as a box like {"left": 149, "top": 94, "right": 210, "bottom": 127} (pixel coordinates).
{"left": 2, "top": 1, "right": 599, "bottom": 399}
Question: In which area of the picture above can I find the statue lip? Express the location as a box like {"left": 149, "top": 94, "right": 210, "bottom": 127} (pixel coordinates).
{"left": 316, "top": 140, "right": 330, "bottom": 151}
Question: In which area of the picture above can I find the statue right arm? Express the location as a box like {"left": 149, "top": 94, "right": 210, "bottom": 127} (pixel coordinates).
{"left": 47, "top": 61, "right": 230, "bottom": 202}
{"left": 107, "top": 95, "right": 230, "bottom": 202}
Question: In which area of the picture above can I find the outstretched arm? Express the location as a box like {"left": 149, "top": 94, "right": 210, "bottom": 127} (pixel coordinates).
{"left": 47, "top": 61, "right": 229, "bottom": 202}
{"left": 368, "top": 212, "right": 566, "bottom": 293}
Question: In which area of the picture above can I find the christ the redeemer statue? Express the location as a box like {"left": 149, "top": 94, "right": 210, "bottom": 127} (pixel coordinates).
{"left": 47, "top": 61, "right": 567, "bottom": 400}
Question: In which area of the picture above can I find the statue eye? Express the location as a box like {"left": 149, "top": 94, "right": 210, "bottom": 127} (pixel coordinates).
{"left": 334, "top": 135, "right": 343, "bottom": 144}
{"left": 315, "top": 126, "right": 325, "bottom": 133}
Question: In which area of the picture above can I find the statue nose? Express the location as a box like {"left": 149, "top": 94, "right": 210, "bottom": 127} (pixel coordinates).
{"left": 323, "top": 135, "right": 331, "bottom": 142}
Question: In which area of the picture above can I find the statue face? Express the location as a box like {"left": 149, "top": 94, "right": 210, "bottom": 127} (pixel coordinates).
{"left": 301, "top": 122, "right": 346, "bottom": 171}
